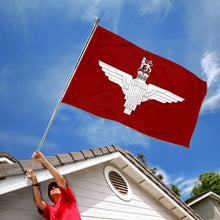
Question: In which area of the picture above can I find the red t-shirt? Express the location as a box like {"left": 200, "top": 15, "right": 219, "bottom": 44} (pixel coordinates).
{"left": 39, "top": 184, "right": 81, "bottom": 220}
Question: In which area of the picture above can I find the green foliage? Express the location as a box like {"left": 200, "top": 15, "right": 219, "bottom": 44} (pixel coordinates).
{"left": 137, "top": 153, "right": 148, "bottom": 167}
{"left": 150, "top": 167, "right": 164, "bottom": 181}
{"left": 191, "top": 171, "right": 220, "bottom": 197}
{"left": 156, "top": 173, "right": 164, "bottom": 181}
{"left": 170, "top": 184, "right": 181, "bottom": 197}
{"left": 137, "top": 153, "right": 181, "bottom": 197}
{"left": 150, "top": 166, "right": 157, "bottom": 174}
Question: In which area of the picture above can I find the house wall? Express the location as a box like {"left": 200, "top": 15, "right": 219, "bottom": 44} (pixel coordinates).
{"left": 0, "top": 186, "right": 42, "bottom": 220}
{"left": 190, "top": 197, "right": 220, "bottom": 220}
{"left": 67, "top": 162, "right": 178, "bottom": 220}
{"left": 0, "top": 162, "right": 178, "bottom": 220}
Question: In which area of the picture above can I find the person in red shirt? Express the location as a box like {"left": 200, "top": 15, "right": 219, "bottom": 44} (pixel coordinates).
{"left": 26, "top": 151, "right": 81, "bottom": 220}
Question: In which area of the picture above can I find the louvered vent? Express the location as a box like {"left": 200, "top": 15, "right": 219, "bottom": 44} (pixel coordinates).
{"left": 109, "top": 171, "right": 128, "bottom": 195}
{"left": 104, "top": 166, "right": 132, "bottom": 201}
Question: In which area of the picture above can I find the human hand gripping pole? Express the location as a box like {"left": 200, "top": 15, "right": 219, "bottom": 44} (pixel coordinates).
{"left": 26, "top": 151, "right": 49, "bottom": 183}
{"left": 25, "top": 151, "right": 42, "bottom": 183}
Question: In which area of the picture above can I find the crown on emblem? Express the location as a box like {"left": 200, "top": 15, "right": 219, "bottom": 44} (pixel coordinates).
{"left": 137, "top": 56, "right": 153, "bottom": 82}
{"left": 137, "top": 71, "right": 149, "bottom": 81}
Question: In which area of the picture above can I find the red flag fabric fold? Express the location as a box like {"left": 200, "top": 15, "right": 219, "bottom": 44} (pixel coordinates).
{"left": 62, "top": 26, "right": 207, "bottom": 148}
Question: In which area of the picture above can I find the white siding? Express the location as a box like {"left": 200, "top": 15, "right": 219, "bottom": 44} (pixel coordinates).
{"left": 0, "top": 186, "right": 43, "bottom": 220}
{"left": 66, "top": 162, "right": 178, "bottom": 220}
{"left": 0, "top": 162, "right": 179, "bottom": 220}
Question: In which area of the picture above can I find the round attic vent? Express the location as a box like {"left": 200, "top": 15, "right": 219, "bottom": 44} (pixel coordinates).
{"left": 104, "top": 166, "right": 132, "bottom": 201}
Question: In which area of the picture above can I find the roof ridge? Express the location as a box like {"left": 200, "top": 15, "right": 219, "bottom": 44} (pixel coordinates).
{"left": 185, "top": 190, "right": 212, "bottom": 204}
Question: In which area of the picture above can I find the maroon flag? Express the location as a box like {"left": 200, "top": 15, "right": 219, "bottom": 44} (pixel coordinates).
{"left": 62, "top": 26, "right": 207, "bottom": 148}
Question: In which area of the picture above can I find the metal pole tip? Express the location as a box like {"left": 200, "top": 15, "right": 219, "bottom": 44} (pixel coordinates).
{"left": 94, "top": 18, "right": 100, "bottom": 24}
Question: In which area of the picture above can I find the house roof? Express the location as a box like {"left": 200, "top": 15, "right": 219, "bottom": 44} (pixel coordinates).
{"left": 0, "top": 151, "right": 19, "bottom": 164}
{"left": 0, "top": 145, "right": 202, "bottom": 220}
{"left": 185, "top": 190, "right": 220, "bottom": 206}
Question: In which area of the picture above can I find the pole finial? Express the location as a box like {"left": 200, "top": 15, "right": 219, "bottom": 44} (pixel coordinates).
{"left": 94, "top": 17, "right": 100, "bottom": 24}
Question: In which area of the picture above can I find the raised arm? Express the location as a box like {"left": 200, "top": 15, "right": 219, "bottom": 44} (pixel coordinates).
{"left": 26, "top": 169, "right": 46, "bottom": 212}
{"left": 31, "top": 151, "right": 67, "bottom": 189}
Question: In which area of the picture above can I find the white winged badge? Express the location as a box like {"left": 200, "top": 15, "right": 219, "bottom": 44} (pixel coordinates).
{"left": 99, "top": 56, "right": 185, "bottom": 115}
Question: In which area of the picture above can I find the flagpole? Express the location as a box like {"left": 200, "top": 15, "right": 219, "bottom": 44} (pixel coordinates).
{"left": 26, "top": 18, "right": 100, "bottom": 181}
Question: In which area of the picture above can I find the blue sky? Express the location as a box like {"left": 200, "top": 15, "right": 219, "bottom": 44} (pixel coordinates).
{"left": 0, "top": 0, "right": 220, "bottom": 200}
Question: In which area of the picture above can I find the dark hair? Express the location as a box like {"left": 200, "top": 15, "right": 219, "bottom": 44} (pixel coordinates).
{"left": 48, "top": 181, "right": 58, "bottom": 198}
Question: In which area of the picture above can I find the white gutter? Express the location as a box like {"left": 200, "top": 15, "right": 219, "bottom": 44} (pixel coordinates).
{"left": 0, "top": 157, "right": 14, "bottom": 164}
{"left": 188, "top": 191, "right": 220, "bottom": 206}
{"left": 112, "top": 154, "right": 196, "bottom": 220}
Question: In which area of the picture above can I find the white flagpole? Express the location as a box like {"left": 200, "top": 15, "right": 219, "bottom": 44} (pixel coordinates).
{"left": 26, "top": 18, "right": 100, "bottom": 180}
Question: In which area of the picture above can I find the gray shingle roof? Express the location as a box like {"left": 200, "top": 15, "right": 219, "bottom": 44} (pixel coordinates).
{"left": 185, "top": 190, "right": 211, "bottom": 204}
{"left": 0, "top": 152, "right": 19, "bottom": 163}
{"left": 0, "top": 145, "right": 202, "bottom": 219}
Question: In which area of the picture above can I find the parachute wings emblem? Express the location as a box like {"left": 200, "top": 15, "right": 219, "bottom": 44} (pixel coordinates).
{"left": 99, "top": 57, "right": 184, "bottom": 115}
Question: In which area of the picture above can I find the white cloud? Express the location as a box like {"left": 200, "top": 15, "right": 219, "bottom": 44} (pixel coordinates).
{"left": 185, "top": 1, "right": 220, "bottom": 48}
{"left": 20, "top": 50, "right": 79, "bottom": 116}
{"left": 154, "top": 168, "right": 220, "bottom": 199}
{"left": 32, "top": 57, "right": 72, "bottom": 104}
{"left": 201, "top": 51, "right": 220, "bottom": 88}
{"left": 154, "top": 167, "right": 198, "bottom": 198}
{"left": 0, "top": 0, "right": 123, "bottom": 29}
{"left": 136, "top": 0, "right": 172, "bottom": 19}
{"left": 202, "top": 90, "right": 220, "bottom": 113}
{"left": 178, "top": 178, "right": 197, "bottom": 197}
{"left": 58, "top": 108, "right": 150, "bottom": 148}
{"left": 177, "top": 169, "right": 220, "bottom": 198}
{"left": 155, "top": 167, "right": 171, "bottom": 185}
{"left": 184, "top": 1, "right": 220, "bottom": 114}
{"left": 79, "top": 117, "right": 150, "bottom": 148}
{"left": 0, "top": 129, "right": 57, "bottom": 151}
{"left": 0, "top": 0, "right": 34, "bottom": 27}
{"left": 200, "top": 51, "right": 220, "bottom": 113}
{"left": 0, "top": 0, "right": 172, "bottom": 32}
{"left": 173, "top": 176, "right": 184, "bottom": 185}
{"left": 77, "top": 0, "right": 123, "bottom": 24}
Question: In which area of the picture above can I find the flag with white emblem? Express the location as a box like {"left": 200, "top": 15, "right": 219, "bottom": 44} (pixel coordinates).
{"left": 62, "top": 26, "right": 207, "bottom": 148}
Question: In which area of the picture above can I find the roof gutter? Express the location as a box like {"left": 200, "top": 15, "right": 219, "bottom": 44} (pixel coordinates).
{"left": 188, "top": 191, "right": 220, "bottom": 206}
